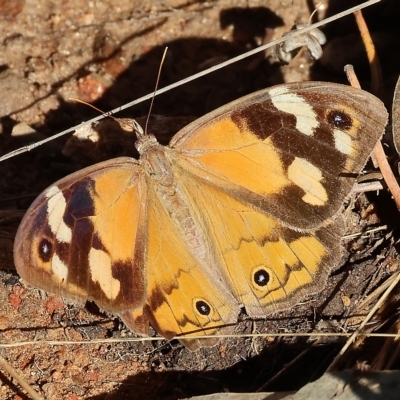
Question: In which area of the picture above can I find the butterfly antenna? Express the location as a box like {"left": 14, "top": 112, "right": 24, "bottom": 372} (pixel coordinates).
{"left": 71, "top": 98, "right": 112, "bottom": 117}
{"left": 144, "top": 47, "right": 168, "bottom": 136}
{"left": 71, "top": 98, "right": 144, "bottom": 136}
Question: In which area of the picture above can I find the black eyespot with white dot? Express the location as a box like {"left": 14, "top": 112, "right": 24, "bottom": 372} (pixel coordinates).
{"left": 253, "top": 269, "right": 270, "bottom": 287}
{"left": 38, "top": 238, "right": 53, "bottom": 262}
{"left": 195, "top": 300, "right": 211, "bottom": 316}
{"left": 326, "top": 109, "right": 352, "bottom": 130}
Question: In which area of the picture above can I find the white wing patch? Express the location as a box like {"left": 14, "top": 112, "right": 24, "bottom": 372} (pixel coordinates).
{"left": 46, "top": 186, "right": 72, "bottom": 244}
{"left": 288, "top": 157, "right": 328, "bottom": 206}
{"left": 333, "top": 129, "right": 354, "bottom": 156}
{"left": 52, "top": 253, "right": 69, "bottom": 281}
{"left": 89, "top": 248, "right": 121, "bottom": 300}
{"left": 269, "top": 87, "right": 319, "bottom": 137}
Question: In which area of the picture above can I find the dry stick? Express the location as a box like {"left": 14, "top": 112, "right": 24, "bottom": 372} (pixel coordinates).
{"left": 0, "top": 0, "right": 381, "bottom": 163}
{"left": 354, "top": 10, "right": 383, "bottom": 100}
{"left": 371, "top": 122, "right": 400, "bottom": 211}
{"left": 326, "top": 271, "right": 400, "bottom": 371}
{"left": 353, "top": 180, "right": 384, "bottom": 193}
{"left": 343, "top": 225, "right": 387, "bottom": 240}
{"left": 352, "top": 10, "right": 400, "bottom": 209}
{"left": 4, "top": 333, "right": 400, "bottom": 350}
{"left": 0, "top": 354, "right": 43, "bottom": 400}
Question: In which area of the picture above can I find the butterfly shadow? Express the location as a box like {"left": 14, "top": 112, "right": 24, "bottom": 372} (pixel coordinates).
{"left": 86, "top": 337, "right": 340, "bottom": 400}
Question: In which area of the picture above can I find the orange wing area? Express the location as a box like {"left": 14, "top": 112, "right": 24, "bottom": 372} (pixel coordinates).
{"left": 120, "top": 183, "right": 240, "bottom": 350}
{"left": 14, "top": 158, "right": 147, "bottom": 312}
{"left": 172, "top": 172, "right": 342, "bottom": 317}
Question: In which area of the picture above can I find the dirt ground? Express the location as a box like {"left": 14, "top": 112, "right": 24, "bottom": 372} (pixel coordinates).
{"left": 1, "top": 0, "right": 400, "bottom": 399}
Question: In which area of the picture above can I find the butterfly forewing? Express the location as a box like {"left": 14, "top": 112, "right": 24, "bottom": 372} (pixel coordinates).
{"left": 171, "top": 82, "right": 387, "bottom": 230}
{"left": 14, "top": 158, "right": 148, "bottom": 312}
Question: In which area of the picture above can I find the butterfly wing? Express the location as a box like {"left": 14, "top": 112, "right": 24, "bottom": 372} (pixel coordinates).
{"left": 14, "top": 158, "right": 149, "bottom": 312}
{"left": 171, "top": 82, "right": 387, "bottom": 230}
{"left": 167, "top": 172, "right": 343, "bottom": 316}
{"left": 168, "top": 81, "right": 387, "bottom": 316}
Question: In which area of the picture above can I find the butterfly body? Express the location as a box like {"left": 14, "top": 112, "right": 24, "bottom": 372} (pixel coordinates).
{"left": 14, "top": 82, "right": 387, "bottom": 349}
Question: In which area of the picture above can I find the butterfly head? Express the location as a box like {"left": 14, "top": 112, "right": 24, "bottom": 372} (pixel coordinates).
{"left": 135, "top": 133, "right": 159, "bottom": 154}
{"left": 117, "top": 115, "right": 169, "bottom": 179}
{"left": 116, "top": 117, "right": 161, "bottom": 159}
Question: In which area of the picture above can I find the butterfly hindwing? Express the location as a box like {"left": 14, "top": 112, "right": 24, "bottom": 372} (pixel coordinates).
{"left": 120, "top": 182, "right": 240, "bottom": 350}
{"left": 168, "top": 173, "right": 344, "bottom": 316}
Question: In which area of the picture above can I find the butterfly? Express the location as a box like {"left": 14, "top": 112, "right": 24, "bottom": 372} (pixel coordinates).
{"left": 13, "top": 81, "right": 388, "bottom": 350}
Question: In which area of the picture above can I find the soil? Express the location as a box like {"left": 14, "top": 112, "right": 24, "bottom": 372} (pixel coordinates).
{"left": 1, "top": 0, "right": 400, "bottom": 399}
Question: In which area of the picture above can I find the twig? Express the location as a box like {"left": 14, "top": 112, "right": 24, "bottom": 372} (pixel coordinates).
{"left": 0, "top": 353, "right": 43, "bottom": 400}
{"left": 354, "top": 10, "right": 382, "bottom": 99}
